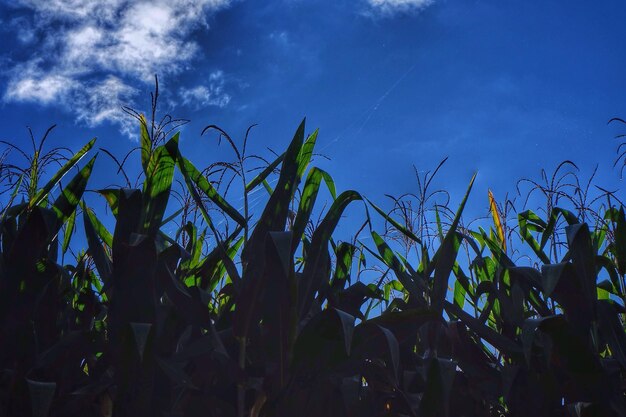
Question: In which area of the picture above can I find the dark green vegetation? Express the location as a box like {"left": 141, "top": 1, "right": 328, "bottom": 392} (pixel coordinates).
{"left": 1, "top": 108, "right": 626, "bottom": 417}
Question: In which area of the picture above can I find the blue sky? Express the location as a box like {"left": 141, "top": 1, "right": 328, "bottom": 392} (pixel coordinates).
{"left": 0, "top": 0, "right": 625, "bottom": 225}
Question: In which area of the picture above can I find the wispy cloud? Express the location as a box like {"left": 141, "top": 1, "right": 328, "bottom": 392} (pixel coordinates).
{"left": 366, "top": 0, "right": 435, "bottom": 16}
{"left": 179, "top": 71, "right": 231, "bottom": 109}
{"left": 1, "top": 0, "right": 233, "bottom": 137}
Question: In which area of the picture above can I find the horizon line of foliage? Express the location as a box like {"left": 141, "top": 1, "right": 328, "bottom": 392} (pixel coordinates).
{"left": 0, "top": 95, "right": 626, "bottom": 416}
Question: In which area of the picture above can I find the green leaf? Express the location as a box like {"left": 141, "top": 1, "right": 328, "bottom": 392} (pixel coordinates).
{"left": 429, "top": 173, "right": 476, "bottom": 315}
{"left": 98, "top": 188, "right": 120, "bottom": 216}
{"left": 453, "top": 278, "right": 466, "bottom": 309}
{"left": 177, "top": 155, "right": 246, "bottom": 228}
{"left": 320, "top": 169, "right": 336, "bottom": 200}
{"left": 431, "top": 231, "right": 462, "bottom": 315}
{"left": 61, "top": 207, "right": 76, "bottom": 254}
{"left": 142, "top": 135, "right": 178, "bottom": 236}
{"left": 52, "top": 155, "right": 97, "bottom": 229}
{"left": 298, "top": 190, "right": 362, "bottom": 318}
{"left": 596, "top": 255, "right": 621, "bottom": 295}
{"left": 295, "top": 128, "right": 318, "bottom": 181}
{"left": 83, "top": 206, "right": 112, "bottom": 286}
{"left": 518, "top": 210, "right": 551, "bottom": 264}
{"left": 369, "top": 230, "right": 424, "bottom": 301}
{"left": 83, "top": 204, "right": 113, "bottom": 247}
{"left": 30, "top": 137, "right": 96, "bottom": 208}
{"left": 245, "top": 152, "right": 284, "bottom": 192}
{"left": 367, "top": 197, "right": 422, "bottom": 245}
{"left": 332, "top": 241, "right": 356, "bottom": 284}
{"left": 291, "top": 167, "right": 324, "bottom": 253}
{"left": 139, "top": 114, "right": 151, "bottom": 172}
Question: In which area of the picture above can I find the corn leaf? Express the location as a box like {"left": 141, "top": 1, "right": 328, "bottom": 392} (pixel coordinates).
{"left": 30, "top": 137, "right": 96, "bottom": 208}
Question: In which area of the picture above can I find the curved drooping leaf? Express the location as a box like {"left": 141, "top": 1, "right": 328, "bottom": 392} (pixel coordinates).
{"left": 367, "top": 197, "right": 422, "bottom": 245}
{"left": 518, "top": 210, "right": 551, "bottom": 264}
{"left": 98, "top": 188, "right": 120, "bottom": 216}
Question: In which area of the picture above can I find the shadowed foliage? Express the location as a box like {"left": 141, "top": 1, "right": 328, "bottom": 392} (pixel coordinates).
{"left": 0, "top": 105, "right": 625, "bottom": 417}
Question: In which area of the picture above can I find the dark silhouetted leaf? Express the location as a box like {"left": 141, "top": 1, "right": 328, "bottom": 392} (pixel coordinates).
{"left": 27, "top": 379, "right": 56, "bottom": 417}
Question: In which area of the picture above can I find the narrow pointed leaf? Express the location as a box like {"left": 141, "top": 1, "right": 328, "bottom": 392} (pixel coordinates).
{"left": 61, "top": 207, "right": 76, "bottom": 254}
{"left": 30, "top": 137, "right": 96, "bottom": 207}
{"left": 142, "top": 135, "right": 178, "bottom": 236}
{"left": 139, "top": 114, "right": 151, "bottom": 172}
{"left": 291, "top": 167, "right": 324, "bottom": 253}
{"left": 295, "top": 128, "right": 318, "bottom": 181}
{"left": 51, "top": 155, "right": 97, "bottom": 228}
{"left": 298, "top": 190, "right": 362, "bottom": 318}
{"left": 83, "top": 207, "right": 112, "bottom": 286}
{"left": 246, "top": 152, "right": 284, "bottom": 192}
{"left": 177, "top": 155, "right": 246, "bottom": 227}
{"left": 488, "top": 189, "right": 506, "bottom": 251}
{"left": 429, "top": 173, "right": 476, "bottom": 315}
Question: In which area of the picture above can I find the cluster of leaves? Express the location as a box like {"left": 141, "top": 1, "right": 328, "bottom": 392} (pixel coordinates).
{"left": 0, "top": 112, "right": 625, "bottom": 417}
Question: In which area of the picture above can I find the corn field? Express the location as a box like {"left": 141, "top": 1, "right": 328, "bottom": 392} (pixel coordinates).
{"left": 0, "top": 99, "right": 625, "bottom": 417}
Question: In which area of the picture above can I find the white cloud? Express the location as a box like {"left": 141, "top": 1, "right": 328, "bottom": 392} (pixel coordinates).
{"left": 73, "top": 76, "right": 139, "bottom": 137}
{"left": 6, "top": 70, "right": 73, "bottom": 104}
{"left": 2, "top": 0, "right": 232, "bottom": 137}
{"left": 366, "top": 0, "right": 434, "bottom": 16}
{"left": 179, "top": 71, "right": 231, "bottom": 109}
